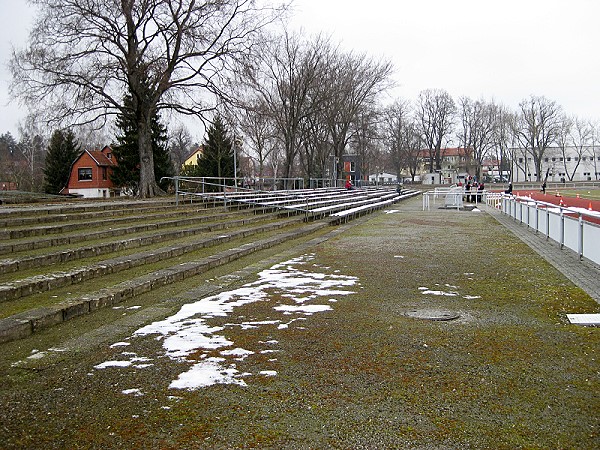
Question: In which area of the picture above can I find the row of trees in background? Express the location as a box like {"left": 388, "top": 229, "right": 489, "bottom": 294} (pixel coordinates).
{"left": 227, "top": 30, "right": 600, "bottom": 185}
{"left": 4, "top": 1, "right": 600, "bottom": 196}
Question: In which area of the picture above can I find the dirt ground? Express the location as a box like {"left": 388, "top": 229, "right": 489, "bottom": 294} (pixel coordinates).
{"left": 1, "top": 198, "right": 599, "bottom": 449}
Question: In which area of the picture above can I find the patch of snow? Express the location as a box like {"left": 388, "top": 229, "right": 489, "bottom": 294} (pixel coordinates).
{"left": 95, "top": 360, "right": 132, "bottom": 369}
{"left": 421, "top": 290, "right": 459, "bottom": 297}
{"left": 274, "top": 304, "right": 332, "bottom": 315}
{"left": 220, "top": 348, "right": 254, "bottom": 359}
{"left": 169, "top": 358, "right": 247, "bottom": 390}
{"left": 122, "top": 388, "right": 144, "bottom": 396}
{"left": 110, "top": 342, "right": 131, "bottom": 348}
{"left": 259, "top": 370, "right": 277, "bottom": 377}
{"left": 96, "top": 254, "right": 358, "bottom": 390}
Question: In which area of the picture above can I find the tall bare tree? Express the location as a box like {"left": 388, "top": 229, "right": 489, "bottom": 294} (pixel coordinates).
{"left": 457, "top": 97, "right": 498, "bottom": 179}
{"left": 383, "top": 100, "right": 416, "bottom": 180}
{"left": 491, "top": 104, "right": 515, "bottom": 182}
{"left": 228, "top": 98, "right": 278, "bottom": 184}
{"left": 17, "top": 114, "right": 47, "bottom": 192}
{"left": 168, "top": 125, "right": 194, "bottom": 175}
{"left": 242, "top": 31, "right": 327, "bottom": 186}
{"left": 11, "top": 0, "right": 285, "bottom": 197}
{"left": 322, "top": 51, "right": 393, "bottom": 182}
{"left": 591, "top": 120, "right": 600, "bottom": 180}
{"left": 351, "top": 105, "right": 382, "bottom": 185}
{"left": 513, "top": 95, "right": 562, "bottom": 181}
{"left": 415, "top": 89, "right": 456, "bottom": 173}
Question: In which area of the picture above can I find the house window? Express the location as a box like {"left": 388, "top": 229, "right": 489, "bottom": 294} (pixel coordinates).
{"left": 552, "top": 157, "right": 556, "bottom": 162}
{"left": 102, "top": 167, "right": 108, "bottom": 180}
{"left": 518, "top": 158, "right": 523, "bottom": 163}
{"left": 78, "top": 167, "right": 93, "bottom": 181}
{"left": 544, "top": 158, "right": 549, "bottom": 162}
{"left": 350, "top": 161, "right": 356, "bottom": 172}
{"left": 107, "top": 152, "right": 112, "bottom": 160}
{"left": 567, "top": 157, "right": 572, "bottom": 162}
{"left": 582, "top": 157, "right": 587, "bottom": 161}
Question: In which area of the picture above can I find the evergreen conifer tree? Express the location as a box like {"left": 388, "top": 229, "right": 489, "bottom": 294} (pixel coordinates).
{"left": 197, "top": 115, "right": 234, "bottom": 190}
{"left": 43, "top": 129, "right": 80, "bottom": 194}
{"left": 112, "top": 93, "right": 173, "bottom": 195}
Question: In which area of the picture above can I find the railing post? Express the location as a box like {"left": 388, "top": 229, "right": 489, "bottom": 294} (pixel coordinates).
{"left": 559, "top": 208, "right": 565, "bottom": 249}
{"left": 545, "top": 207, "right": 550, "bottom": 240}
{"left": 578, "top": 213, "right": 584, "bottom": 260}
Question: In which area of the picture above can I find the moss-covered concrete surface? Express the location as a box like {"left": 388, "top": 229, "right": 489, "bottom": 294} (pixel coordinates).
{"left": 1, "top": 198, "right": 598, "bottom": 449}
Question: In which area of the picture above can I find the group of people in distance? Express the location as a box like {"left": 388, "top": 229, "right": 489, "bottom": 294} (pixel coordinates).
{"left": 458, "top": 178, "right": 485, "bottom": 203}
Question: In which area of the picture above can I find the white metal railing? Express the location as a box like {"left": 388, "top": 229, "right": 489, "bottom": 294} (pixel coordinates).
{"left": 423, "top": 187, "right": 488, "bottom": 211}
{"left": 499, "top": 195, "right": 600, "bottom": 264}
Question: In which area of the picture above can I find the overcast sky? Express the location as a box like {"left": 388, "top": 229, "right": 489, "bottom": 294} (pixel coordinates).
{"left": 1, "top": 0, "right": 599, "bottom": 138}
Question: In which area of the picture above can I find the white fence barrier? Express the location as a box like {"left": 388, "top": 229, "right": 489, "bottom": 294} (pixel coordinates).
{"left": 423, "top": 187, "right": 487, "bottom": 211}
{"left": 499, "top": 195, "right": 600, "bottom": 265}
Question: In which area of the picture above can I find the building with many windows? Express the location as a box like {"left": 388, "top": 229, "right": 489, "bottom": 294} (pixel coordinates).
{"left": 510, "top": 146, "right": 600, "bottom": 182}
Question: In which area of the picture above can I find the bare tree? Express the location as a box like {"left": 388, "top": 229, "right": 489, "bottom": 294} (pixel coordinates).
{"left": 168, "top": 125, "right": 194, "bottom": 175}
{"left": 17, "top": 114, "right": 47, "bottom": 192}
{"left": 513, "top": 95, "right": 562, "bottom": 181}
{"left": 491, "top": 104, "right": 515, "bottom": 182}
{"left": 322, "top": 51, "right": 393, "bottom": 182}
{"left": 228, "top": 98, "right": 279, "bottom": 185}
{"left": 383, "top": 100, "right": 414, "bottom": 179}
{"left": 11, "top": 0, "right": 286, "bottom": 197}
{"left": 591, "top": 120, "right": 600, "bottom": 180}
{"left": 570, "top": 117, "right": 594, "bottom": 181}
{"left": 457, "top": 97, "right": 498, "bottom": 180}
{"left": 351, "top": 105, "right": 382, "bottom": 185}
{"left": 242, "top": 31, "right": 327, "bottom": 186}
{"left": 415, "top": 89, "right": 456, "bottom": 173}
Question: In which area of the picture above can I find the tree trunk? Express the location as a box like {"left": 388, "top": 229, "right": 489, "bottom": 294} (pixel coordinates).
{"left": 137, "top": 117, "right": 164, "bottom": 198}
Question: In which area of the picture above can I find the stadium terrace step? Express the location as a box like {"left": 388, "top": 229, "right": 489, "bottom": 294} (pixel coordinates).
{"left": 0, "top": 216, "right": 305, "bottom": 303}
{"left": 0, "top": 213, "right": 280, "bottom": 275}
{"left": 0, "top": 221, "right": 328, "bottom": 343}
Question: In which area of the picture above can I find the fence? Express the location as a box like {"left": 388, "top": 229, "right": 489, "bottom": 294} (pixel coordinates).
{"left": 422, "top": 187, "right": 488, "bottom": 211}
{"left": 495, "top": 195, "right": 600, "bottom": 265}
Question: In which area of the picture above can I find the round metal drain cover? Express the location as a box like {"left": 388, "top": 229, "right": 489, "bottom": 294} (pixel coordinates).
{"left": 405, "top": 309, "right": 460, "bottom": 321}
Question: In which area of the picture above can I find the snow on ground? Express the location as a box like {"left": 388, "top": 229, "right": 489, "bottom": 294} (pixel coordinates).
{"left": 419, "top": 282, "right": 481, "bottom": 300}
{"left": 94, "top": 254, "right": 359, "bottom": 391}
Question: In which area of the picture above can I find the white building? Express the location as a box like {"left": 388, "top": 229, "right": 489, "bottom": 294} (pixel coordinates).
{"left": 368, "top": 172, "right": 398, "bottom": 184}
{"left": 510, "top": 146, "right": 600, "bottom": 182}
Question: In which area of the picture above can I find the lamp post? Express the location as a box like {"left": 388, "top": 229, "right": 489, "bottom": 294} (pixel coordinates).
{"left": 234, "top": 137, "right": 242, "bottom": 190}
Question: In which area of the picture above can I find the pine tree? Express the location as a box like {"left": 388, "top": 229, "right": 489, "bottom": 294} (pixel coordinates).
{"left": 43, "top": 129, "right": 80, "bottom": 194}
{"left": 197, "top": 115, "right": 234, "bottom": 190}
{"left": 111, "top": 93, "right": 173, "bottom": 195}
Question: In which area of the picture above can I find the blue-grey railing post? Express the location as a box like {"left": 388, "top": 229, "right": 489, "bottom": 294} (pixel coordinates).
{"left": 559, "top": 208, "right": 565, "bottom": 249}
{"left": 175, "top": 176, "right": 179, "bottom": 206}
{"left": 545, "top": 207, "right": 550, "bottom": 240}
{"left": 578, "top": 213, "right": 584, "bottom": 260}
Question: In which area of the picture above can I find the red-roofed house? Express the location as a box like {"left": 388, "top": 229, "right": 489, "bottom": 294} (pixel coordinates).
{"left": 61, "top": 146, "right": 118, "bottom": 198}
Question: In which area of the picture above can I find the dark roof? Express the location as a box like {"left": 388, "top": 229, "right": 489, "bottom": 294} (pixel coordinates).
{"left": 86, "top": 149, "right": 116, "bottom": 167}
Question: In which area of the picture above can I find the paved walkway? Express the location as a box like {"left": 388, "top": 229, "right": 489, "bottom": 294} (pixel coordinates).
{"left": 486, "top": 205, "right": 600, "bottom": 304}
